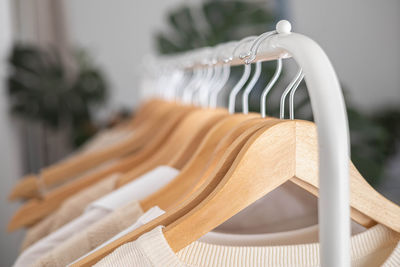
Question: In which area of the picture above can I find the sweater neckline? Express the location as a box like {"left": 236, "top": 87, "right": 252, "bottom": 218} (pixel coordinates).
{"left": 136, "top": 224, "right": 400, "bottom": 267}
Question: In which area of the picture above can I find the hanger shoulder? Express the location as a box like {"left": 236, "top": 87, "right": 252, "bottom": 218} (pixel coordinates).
{"left": 8, "top": 155, "right": 140, "bottom": 231}
{"left": 187, "top": 115, "right": 266, "bottom": 194}
{"left": 167, "top": 109, "right": 229, "bottom": 169}
{"left": 9, "top": 100, "right": 160, "bottom": 200}
{"left": 129, "top": 99, "right": 163, "bottom": 128}
{"left": 8, "top": 174, "right": 41, "bottom": 201}
{"left": 8, "top": 101, "right": 177, "bottom": 201}
{"left": 140, "top": 114, "right": 258, "bottom": 211}
{"left": 8, "top": 104, "right": 197, "bottom": 230}
{"left": 39, "top": 102, "right": 178, "bottom": 188}
{"left": 116, "top": 108, "right": 228, "bottom": 187}
{"left": 164, "top": 120, "right": 293, "bottom": 252}
{"left": 71, "top": 118, "right": 278, "bottom": 267}
{"left": 294, "top": 121, "right": 400, "bottom": 232}
{"left": 164, "top": 119, "right": 400, "bottom": 252}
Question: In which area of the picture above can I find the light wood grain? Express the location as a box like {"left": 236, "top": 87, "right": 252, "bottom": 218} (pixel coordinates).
{"left": 8, "top": 103, "right": 197, "bottom": 231}
{"left": 164, "top": 120, "right": 400, "bottom": 252}
{"left": 8, "top": 174, "right": 41, "bottom": 201}
{"left": 115, "top": 108, "right": 229, "bottom": 187}
{"left": 8, "top": 99, "right": 171, "bottom": 202}
{"left": 71, "top": 118, "right": 275, "bottom": 267}
{"left": 140, "top": 113, "right": 260, "bottom": 211}
{"left": 60, "top": 120, "right": 400, "bottom": 266}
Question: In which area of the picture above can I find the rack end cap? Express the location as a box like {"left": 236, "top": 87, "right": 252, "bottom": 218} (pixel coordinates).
{"left": 276, "top": 20, "right": 291, "bottom": 34}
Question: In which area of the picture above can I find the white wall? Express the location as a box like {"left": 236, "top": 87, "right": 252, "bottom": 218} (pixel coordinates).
{"left": 64, "top": 0, "right": 185, "bottom": 116}
{"left": 289, "top": 0, "right": 400, "bottom": 113}
{"left": 0, "top": 0, "right": 25, "bottom": 265}
{"left": 64, "top": 0, "right": 399, "bottom": 114}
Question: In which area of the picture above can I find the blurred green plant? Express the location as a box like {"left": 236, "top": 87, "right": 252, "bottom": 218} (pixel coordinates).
{"left": 7, "top": 44, "right": 108, "bottom": 147}
{"left": 157, "top": 0, "right": 275, "bottom": 54}
{"left": 156, "top": 0, "right": 400, "bottom": 186}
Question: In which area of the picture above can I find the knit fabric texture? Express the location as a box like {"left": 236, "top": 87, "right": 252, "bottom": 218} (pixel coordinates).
{"left": 33, "top": 200, "right": 143, "bottom": 267}
{"left": 21, "top": 174, "right": 118, "bottom": 251}
{"left": 94, "top": 224, "right": 400, "bottom": 267}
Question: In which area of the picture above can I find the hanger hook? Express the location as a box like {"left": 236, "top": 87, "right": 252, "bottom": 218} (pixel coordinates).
{"left": 289, "top": 72, "right": 305, "bottom": 119}
{"left": 182, "top": 48, "right": 211, "bottom": 105}
{"left": 261, "top": 58, "right": 282, "bottom": 118}
{"left": 241, "top": 31, "right": 283, "bottom": 117}
{"left": 208, "top": 42, "right": 235, "bottom": 108}
{"left": 242, "top": 61, "right": 261, "bottom": 114}
{"left": 227, "top": 36, "right": 257, "bottom": 114}
{"left": 280, "top": 68, "right": 303, "bottom": 119}
{"left": 241, "top": 31, "right": 279, "bottom": 114}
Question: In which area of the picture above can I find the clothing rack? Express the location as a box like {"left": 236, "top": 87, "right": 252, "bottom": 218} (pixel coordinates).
{"left": 146, "top": 20, "right": 351, "bottom": 267}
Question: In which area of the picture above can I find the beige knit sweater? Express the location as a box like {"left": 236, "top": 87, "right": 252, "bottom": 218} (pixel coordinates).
{"left": 94, "top": 224, "right": 400, "bottom": 267}
{"left": 21, "top": 174, "right": 119, "bottom": 251}
{"left": 32, "top": 200, "right": 143, "bottom": 267}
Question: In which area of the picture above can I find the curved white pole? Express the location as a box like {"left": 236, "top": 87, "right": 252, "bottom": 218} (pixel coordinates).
{"left": 153, "top": 21, "right": 351, "bottom": 266}
{"left": 271, "top": 30, "right": 350, "bottom": 267}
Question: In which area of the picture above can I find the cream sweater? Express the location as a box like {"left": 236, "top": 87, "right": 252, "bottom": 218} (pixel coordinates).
{"left": 94, "top": 224, "right": 400, "bottom": 267}
{"left": 21, "top": 174, "right": 119, "bottom": 251}
{"left": 32, "top": 200, "right": 143, "bottom": 267}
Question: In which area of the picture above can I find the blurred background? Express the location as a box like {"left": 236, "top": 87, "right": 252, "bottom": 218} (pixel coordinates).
{"left": 0, "top": 0, "right": 399, "bottom": 265}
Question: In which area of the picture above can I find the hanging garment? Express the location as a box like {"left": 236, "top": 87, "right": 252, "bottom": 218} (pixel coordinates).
{"left": 213, "top": 181, "right": 320, "bottom": 234}
{"left": 69, "top": 184, "right": 365, "bottom": 267}
{"left": 69, "top": 206, "right": 165, "bottom": 266}
{"left": 14, "top": 202, "right": 110, "bottom": 267}
{"left": 14, "top": 166, "right": 179, "bottom": 266}
{"left": 93, "top": 224, "right": 400, "bottom": 267}
{"left": 32, "top": 200, "right": 143, "bottom": 267}
{"left": 21, "top": 173, "right": 120, "bottom": 251}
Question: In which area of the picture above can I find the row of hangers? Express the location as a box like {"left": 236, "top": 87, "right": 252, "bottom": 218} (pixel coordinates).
{"left": 9, "top": 21, "right": 400, "bottom": 266}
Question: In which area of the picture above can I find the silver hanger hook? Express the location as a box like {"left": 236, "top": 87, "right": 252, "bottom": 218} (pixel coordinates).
{"left": 207, "top": 42, "right": 234, "bottom": 108}
{"left": 289, "top": 72, "right": 305, "bottom": 119}
{"left": 209, "top": 41, "right": 236, "bottom": 108}
{"left": 182, "top": 48, "right": 211, "bottom": 104}
{"left": 235, "top": 31, "right": 282, "bottom": 117}
{"left": 227, "top": 36, "right": 257, "bottom": 114}
{"left": 280, "top": 68, "right": 304, "bottom": 119}
{"left": 198, "top": 45, "right": 222, "bottom": 107}
{"left": 193, "top": 49, "right": 215, "bottom": 106}
{"left": 242, "top": 61, "right": 261, "bottom": 114}
{"left": 198, "top": 65, "right": 214, "bottom": 107}
{"left": 240, "top": 30, "right": 277, "bottom": 64}
{"left": 261, "top": 58, "right": 282, "bottom": 118}
{"left": 240, "top": 31, "right": 278, "bottom": 114}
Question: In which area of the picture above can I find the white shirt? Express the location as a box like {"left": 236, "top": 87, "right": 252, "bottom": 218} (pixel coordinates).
{"left": 14, "top": 166, "right": 178, "bottom": 267}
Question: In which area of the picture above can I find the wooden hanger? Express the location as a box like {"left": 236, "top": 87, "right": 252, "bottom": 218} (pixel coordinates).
{"left": 8, "top": 99, "right": 160, "bottom": 201}
{"left": 8, "top": 99, "right": 178, "bottom": 201}
{"left": 8, "top": 105, "right": 228, "bottom": 230}
{"left": 8, "top": 120, "right": 137, "bottom": 201}
{"left": 140, "top": 114, "right": 262, "bottom": 211}
{"left": 72, "top": 120, "right": 400, "bottom": 266}
{"left": 163, "top": 120, "right": 400, "bottom": 252}
{"left": 8, "top": 103, "right": 198, "bottom": 231}
{"left": 8, "top": 175, "right": 42, "bottom": 201}
{"left": 115, "top": 108, "right": 229, "bottom": 187}
{"left": 71, "top": 118, "right": 275, "bottom": 266}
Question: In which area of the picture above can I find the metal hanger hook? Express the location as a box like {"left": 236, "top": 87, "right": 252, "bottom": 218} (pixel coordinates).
{"left": 244, "top": 31, "right": 278, "bottom": 65}
{"left": 242, "top": 61, "right": 261, "bottom": 114}
{"left": 289, "top": 72, "right": 305, "bottom": 119}
{"left": 227, "top": 36, "right": 257, "bottom": 114}
{"left": 260, "top": 58, "right": 282, "bottom": 118}
{"left": 208, "top": 42, "right": 234, "bottom": 108}
{"left": 280, "top": 68, "right": 304, "bottom": 119}
{"left": 241, "top": 31, "right": 279, "bottom": 114}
